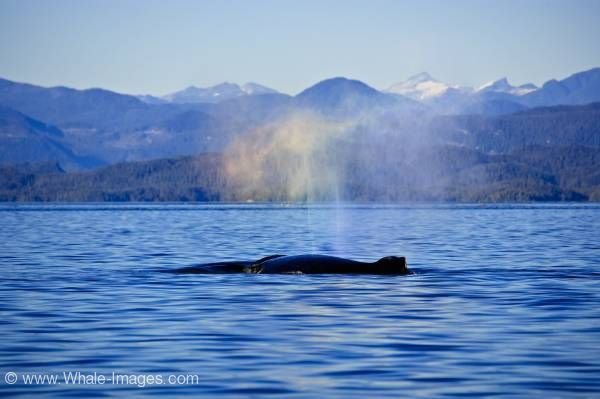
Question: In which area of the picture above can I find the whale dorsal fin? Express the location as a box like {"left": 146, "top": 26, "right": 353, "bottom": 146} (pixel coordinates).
{"left": 375, "top": 256, "right": 409, "bottom": 274}
{"left": 243, "top": 255, "right": 286, "bottom": 274}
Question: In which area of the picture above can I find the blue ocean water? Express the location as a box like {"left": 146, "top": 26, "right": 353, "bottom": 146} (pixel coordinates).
{"left": 0, "top": 203, "right": 599, "bottom": 398}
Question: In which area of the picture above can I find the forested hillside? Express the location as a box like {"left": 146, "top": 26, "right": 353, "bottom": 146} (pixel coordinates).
{"left": 2, "top": 146, "right": 598, "bottom": 202}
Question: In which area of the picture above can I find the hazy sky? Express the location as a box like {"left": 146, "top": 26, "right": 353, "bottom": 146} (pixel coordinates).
{"left": 1, "top": 0, "right": 599, "bottom": 95}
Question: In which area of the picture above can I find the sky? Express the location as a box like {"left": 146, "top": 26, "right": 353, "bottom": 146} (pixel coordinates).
{"left": 1, "top": 0, "right": 599, "bottom": 96}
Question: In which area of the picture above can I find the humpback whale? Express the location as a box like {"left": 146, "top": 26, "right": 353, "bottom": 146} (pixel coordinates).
{"left": 168, "top": 255, "right": 409, "bottom": 275}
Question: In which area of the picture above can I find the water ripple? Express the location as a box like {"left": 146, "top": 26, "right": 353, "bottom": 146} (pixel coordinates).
{"left": 1, "top": 203, "right": 599, "bottom": 397}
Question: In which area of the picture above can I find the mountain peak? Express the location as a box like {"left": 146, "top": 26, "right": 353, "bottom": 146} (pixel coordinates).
{"left": 478, "top": 77, "right": 511, "bottom": 92}
{"left": 523, "top": 67, "right": 600, "bottom": 106}
{"left": 162, "top": 82, "right": 278, "bottom": 104}
{"left": 298, "top": 77, "right": 378, "bottom": 96}
{"left": 295, "top": 77, "right": 396, "bottom": 114}
{"left": 478, "top": 77, "right": 536, "bottom": 96}
{"left": 241, "top": 82, "right": 278, "bottom": 95}
{"left": 406, "top": 72, "right": 436, "bottom": 83}
{"left": 386, "top": 73, "right": 458, "bottom": 101}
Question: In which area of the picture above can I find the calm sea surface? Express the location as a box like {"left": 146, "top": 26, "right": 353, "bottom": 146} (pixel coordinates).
{"left": 1, "top": 203, "right": 599, "bottom": 398}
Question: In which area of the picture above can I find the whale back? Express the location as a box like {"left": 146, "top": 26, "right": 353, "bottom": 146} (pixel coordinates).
{"left": 253, "top": 254, "right": 409, "bottom": 274}
{"left": 168, "top": 255, "right": 409, "bottom": 275}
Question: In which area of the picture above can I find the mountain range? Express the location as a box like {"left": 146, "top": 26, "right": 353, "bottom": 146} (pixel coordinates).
{"left": 0, "top": 67, "right": 599, "bottom": 201}
{"left": 385, "top": 68, "right": 600, "bottom": 115}
{"left": 139, "top": 82, "right": 279, "bottom": 104}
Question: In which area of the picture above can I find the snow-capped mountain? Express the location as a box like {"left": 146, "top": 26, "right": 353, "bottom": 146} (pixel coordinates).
{"left": 161, "top": 82, "right": 279, "bottom": 104}
{"left": 385, "top": 72, "right": 471, "bottom": 101}
{"left": 384, "top": 73, "right": 543, "bottom": 114}
{"left": 477, "top": 77, "right": 537, "bottom": 96}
